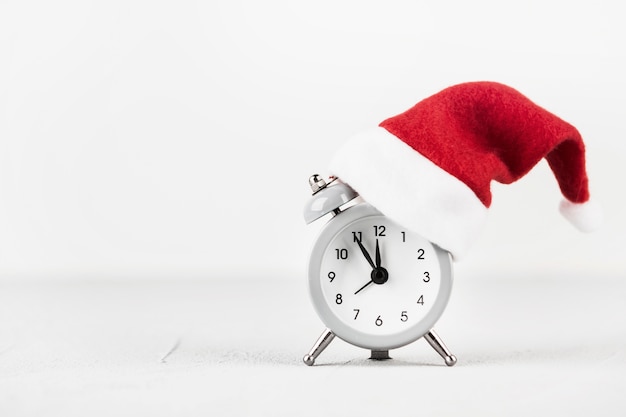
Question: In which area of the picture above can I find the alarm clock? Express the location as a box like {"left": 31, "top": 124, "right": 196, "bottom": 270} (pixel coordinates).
{"left": 302, "top": 174, "right": 457, "bottom": 366}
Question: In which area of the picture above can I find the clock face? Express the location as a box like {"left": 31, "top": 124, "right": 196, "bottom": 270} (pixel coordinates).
{"left": 308, "top": 204, "right": 453, "bottom": 350}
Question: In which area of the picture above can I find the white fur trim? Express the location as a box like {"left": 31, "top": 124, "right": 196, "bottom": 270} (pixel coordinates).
{"left": 329, "top": 127, "right": 488, "bottom": 260}
{"left": 559, "top": 199, "right": 603, "bottom": 232}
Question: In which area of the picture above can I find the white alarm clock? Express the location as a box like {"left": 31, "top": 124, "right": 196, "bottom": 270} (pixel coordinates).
{"left": 303, "top": 174, "right": 457, "bottom": 366}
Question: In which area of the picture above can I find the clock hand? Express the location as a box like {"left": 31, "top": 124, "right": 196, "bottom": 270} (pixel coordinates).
{"left": 354, "top": 279, "right": 374, "bottom": 295}
{"left": 355, "top": 237, "right": 376, "bottom": 269}
{"left": 354, "top": 239, "right": 389, "bottom": 295}
{"left": 375, "top": 239, "right": 381, "bottom": 268}
{"left": 355, "top": 238, "right": 389, "bottom": 295}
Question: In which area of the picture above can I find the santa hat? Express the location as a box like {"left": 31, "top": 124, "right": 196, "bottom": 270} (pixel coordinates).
{"left": 329, "top": 81, "right": 602, "bottom": 260}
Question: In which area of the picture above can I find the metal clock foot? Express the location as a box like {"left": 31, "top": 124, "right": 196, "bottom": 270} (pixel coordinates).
{"left": 424, "top": 329, "right": 457, "bottom": 366}
{"left": 303, "top": 328, "right": 335, "bottom": 366}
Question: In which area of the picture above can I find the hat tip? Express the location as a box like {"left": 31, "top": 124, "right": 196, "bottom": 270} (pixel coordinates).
{"left": 559, "top": 199, "right": 603, "bottom": 232}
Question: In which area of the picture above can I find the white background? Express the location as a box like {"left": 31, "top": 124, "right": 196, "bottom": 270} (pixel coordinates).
{"left": 1, "top": 0, "right": 625, "bottom": 281}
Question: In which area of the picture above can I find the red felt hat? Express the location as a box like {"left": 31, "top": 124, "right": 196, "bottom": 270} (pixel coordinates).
{"left": 329, "top": 81, "right": 601, "bottom": 259}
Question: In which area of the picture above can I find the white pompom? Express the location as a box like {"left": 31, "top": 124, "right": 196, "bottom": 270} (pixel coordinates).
{"left": 559, "top": 199, "right": 603, "bottom": 232}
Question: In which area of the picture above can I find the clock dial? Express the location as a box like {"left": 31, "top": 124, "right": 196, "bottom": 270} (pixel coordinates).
{"left": 320, "top": 215, "right": 441, "bottom": 336}
{"left": 308, "top": 204, "right": 452, "bottom": 350}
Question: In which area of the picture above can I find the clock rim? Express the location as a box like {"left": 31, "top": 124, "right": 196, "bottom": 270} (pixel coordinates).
{"left": 307, "top": 203, "right": 454, "bottom": 350}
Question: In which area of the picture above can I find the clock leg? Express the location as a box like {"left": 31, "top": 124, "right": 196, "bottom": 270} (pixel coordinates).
{"left": 424, "top": 329, "right": 457, "bottom": 367}
{"left": 303, "top": 328, "right": 335, "bottom": 366}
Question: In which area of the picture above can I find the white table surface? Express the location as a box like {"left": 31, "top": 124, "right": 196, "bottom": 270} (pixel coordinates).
{"left": 1, "top": 272, "right": 625, "bottom": 416}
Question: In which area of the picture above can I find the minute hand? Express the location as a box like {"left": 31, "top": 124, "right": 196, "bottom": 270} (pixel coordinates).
{"left": 355, "top": 238, "right": 376, "bottom": 269}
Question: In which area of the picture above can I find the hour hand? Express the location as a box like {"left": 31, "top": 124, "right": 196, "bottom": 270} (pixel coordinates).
{"left": 355, "top": 238, "right": 375, "bottom": 269}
